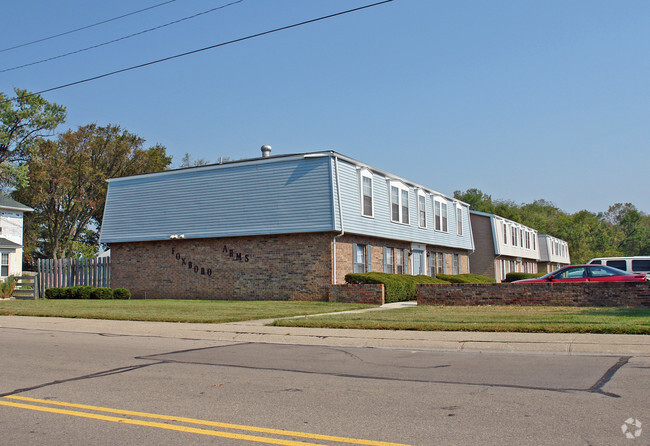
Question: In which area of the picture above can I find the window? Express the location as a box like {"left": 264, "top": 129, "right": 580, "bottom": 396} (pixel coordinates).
{"left": 353, "top": 244, "right": 370, "bottom": 273}
{"left": 437, "top": 252, "right": 445, "bottom": 274}
{"left": 525, "top": 232, "right": 530, "bottom": 249}
{"left": 418, "top": 193, "right": 426, "bottom": 228}
{"left": 360, "top": 170, "right": 373, "bottom": 217}
{"left": 452, "top": 254, "right": 460, "bottom": 275}
{"left": 519, "top": 229, "right": 523, "bottom": 247}
{"left": 396, "top": 249, "right": 404, "bottom": 274}
{"left": 456, "top": 206, "right": 463, "bottom": 236}
{"left": 511, "top": 227, "right": 517, "bottom": 246}
{"left": 428, "top": 251, "right": 436, "bottom": 276}
{"left": 502, "top": 223, "right": 508, "bottom": 245}
{"left": 532, "top": 235, "right": 536, "bottom": 250}
{"left": 383, "top": 247, "right": 393, "bottom": 273}
{"left": 1, "top": 253, "right": 8, "bottom": 277}
{"left": 632, "top": 260, "right": 650, "bottom": 273}
{"left": 434, "top": 198, "right": 448, "bottom": 232}
{"left": 401, "top": 190, "right": 409, "bottom": 224}
{"left": 390, "top": 182, "right": 410, "bottom": 224}
{"left": 606, "top": 260, "right": 626, "bottom": 271}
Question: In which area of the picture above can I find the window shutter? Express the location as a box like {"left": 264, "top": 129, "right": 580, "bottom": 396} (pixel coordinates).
{"left": 367, "top": 245, "right": 372, "bottom": 272}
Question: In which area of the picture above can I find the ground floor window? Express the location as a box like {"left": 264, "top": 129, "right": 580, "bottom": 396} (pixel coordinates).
{"left": 383, "top": 247, "right": 393, "bottom": 273}
{"left": 452, "top": 253, "right": 460, "bottom": 275}
{"left": 353, "top": 244, "right": 368, "bottom": 273}
{"left": 1, "top": 253, "right": 8, "bottom": 277}
{"left": 437, "top": 253, "right": 445, "bottom": 275}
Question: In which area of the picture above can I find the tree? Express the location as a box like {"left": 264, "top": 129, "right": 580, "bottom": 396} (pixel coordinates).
{"left": 179, "top": 152, "right": 210, "bottom": 168}
{"left": 13, "top": 124, "right": 172, "bottom": 260}
{"left": 0, "top": 88, "right": 66, "bottom": 189}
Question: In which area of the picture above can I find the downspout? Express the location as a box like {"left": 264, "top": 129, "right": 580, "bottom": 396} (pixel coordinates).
{"left": 332, "top": 155, "right": 345, "bottom": 284}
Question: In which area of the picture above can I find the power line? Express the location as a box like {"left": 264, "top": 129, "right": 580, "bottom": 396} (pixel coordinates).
{"left": 0, "top": 0, "right": 245, "bottom": 73}
{"left": 2, "top": 0, "right": 395, "bottom": 104}
{"left": 0, "top": 0, "right": 180, "bottom": 54}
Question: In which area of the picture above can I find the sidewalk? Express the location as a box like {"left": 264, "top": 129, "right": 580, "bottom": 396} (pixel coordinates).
{"left": 1, "top": 311, "right": 649, "bottom": 356}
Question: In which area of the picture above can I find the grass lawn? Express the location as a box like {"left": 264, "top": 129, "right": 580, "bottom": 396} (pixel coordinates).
{"left": 270, "top": 305, "right": 650, "bottom": 334}
{"left": 0, "top": 300, "right": 374, "bottom": 324}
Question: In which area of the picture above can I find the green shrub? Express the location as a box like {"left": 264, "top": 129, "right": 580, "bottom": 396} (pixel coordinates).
{"left": 504, "top": 272, "right": 546, "bottom": 283}
{"left": 45, "top": 287, "right": 65, "bottom": 299}
{"left": 0, "top": 276, "right": 16, "bottom": 298}
{"left": 345, "top": 272, "right": 447, "bottom": 303}
{"left": 437, "top": 273, "right": 496, "bottom": 284}
{"left": 113, "top": 288, "right": 131, "bottom": 300}
{"left": 90, "top": 287, "right": 114, "bottom": 300}
{"left": 75, "top": 286, "right": 94, "bottom": 299}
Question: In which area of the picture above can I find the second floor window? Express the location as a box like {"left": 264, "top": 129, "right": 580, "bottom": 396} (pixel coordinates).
{"left": 361, "top": 172, "right": 373, "bottom": 217}
{"left": 456, "top": 206, "right": 463, "bottom": 236}
{"left": 434, "top": 198, "right": 448, "bottom": 232}
{"left": 418, "top": 194, "right": 426, "bottom": 228}
{"left": 390, "top": 183, "right": 410, "bottom": 224}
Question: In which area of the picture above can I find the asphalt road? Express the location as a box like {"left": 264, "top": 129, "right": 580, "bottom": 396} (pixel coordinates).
{"left": 0, "top": 323, "right": 648, "bottom": 445}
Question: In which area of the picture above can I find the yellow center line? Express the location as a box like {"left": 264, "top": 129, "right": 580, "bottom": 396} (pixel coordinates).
{"left": 1, "top": 396, "right": 413, "bottom": 446}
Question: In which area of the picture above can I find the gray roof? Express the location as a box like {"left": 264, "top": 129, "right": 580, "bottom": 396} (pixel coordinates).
{"left": 0, "top": 195, "right": 32, "bottom": 212}
{"left": 0, "top": 237, "right": 22, "bottom": 250}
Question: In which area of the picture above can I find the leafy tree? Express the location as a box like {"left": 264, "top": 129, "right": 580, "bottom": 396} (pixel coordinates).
{"left": 13, "top": 124, "right": 172, "bottom": 260}
{"left": 0, "top": 88, "right": 66, "bottom": 189}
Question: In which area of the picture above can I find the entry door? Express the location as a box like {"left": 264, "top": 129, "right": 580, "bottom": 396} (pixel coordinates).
{"left": 412, "top": 250, "right": 425, "bottom": 275}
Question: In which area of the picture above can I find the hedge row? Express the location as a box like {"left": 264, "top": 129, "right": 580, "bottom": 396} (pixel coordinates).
{"left": 345, "top": 272, "right": 494, "bottom": 303}
{"left": 503, "top": 272, "right": 546, "bottom": 282}
{"left": 45, "top": 286, "right": 131, "bottom": 300}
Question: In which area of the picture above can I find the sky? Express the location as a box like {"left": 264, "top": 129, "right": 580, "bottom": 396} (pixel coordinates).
{"left": 1, "top": 0, "right": 649, "bottom": 214}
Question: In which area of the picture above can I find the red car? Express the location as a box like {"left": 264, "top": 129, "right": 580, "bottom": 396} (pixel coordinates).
{"left": 514, "top": 264, "right": 647, "bottom": 283}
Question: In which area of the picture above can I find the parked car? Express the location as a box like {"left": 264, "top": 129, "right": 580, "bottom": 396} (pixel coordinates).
{"left": 587, "top": 256, "right": 650, "bottom": 279}
{"left": 513, "top": 264, "right": 647, "bottom": 283}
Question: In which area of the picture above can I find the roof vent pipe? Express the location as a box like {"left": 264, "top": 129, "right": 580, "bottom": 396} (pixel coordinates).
{"left": 261, "top": 145, "right": 272, "bottom": 158}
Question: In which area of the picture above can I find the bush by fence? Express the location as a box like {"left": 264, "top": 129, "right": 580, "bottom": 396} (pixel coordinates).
{"left": 45, "top": 286, "right": 130, "bottom": 300}
{"left": 437, "top": 274, "right": 496, "bottom": 284}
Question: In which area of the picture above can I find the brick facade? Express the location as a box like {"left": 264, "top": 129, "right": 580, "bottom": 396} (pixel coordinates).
{"left": 110, "top": 233, "right": 334, "bottom": 301}
{"left": 110, "top": 231, "right": 472, "bottom": 301}
{"left": 417, "top": 282, "right": 650, "bottom": 307}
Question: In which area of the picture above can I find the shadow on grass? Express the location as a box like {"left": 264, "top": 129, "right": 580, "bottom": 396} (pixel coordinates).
{"left": 576, "top": 307, "right": 650, "bottom": 317}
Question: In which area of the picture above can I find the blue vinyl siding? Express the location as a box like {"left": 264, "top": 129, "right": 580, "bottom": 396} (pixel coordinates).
{"left": 100, "top": 156, "right": 335, "bottom": 243}
{"left": 334, "top": 158, "right": 473, "bottom": 250}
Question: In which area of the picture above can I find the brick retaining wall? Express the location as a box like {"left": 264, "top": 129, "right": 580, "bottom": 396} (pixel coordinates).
{"left": 328, "top": 284, "right": 385, "bottom": 305}
{"left": 417, "top": 282, "right": 650, "bottom": 307}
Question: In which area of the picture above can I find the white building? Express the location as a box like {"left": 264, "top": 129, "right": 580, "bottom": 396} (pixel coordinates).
{"left": 537, "top": 234, "right": 571, "bottom": 273}
{"left": 0, "top": 195, "right": 32, "bottom": 278}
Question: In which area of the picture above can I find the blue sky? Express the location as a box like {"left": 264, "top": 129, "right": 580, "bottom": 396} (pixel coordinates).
{"left": 2, "top": 0, "right": 648, "bottom": 214}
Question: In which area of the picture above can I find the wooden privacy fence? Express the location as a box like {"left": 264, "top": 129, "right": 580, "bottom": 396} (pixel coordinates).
{"left": 37, "top": 257, "right": 110, "bottom": 297}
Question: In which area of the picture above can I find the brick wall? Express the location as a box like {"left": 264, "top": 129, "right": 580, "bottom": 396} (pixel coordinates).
{"left": 110, "top": 232, "right": 334, "bottom": 301}
{"left": 328, "top": 284, "right": 385, "bottom": 305}
{"left": 417, "top": 282, "right": 650, "bottom": 307}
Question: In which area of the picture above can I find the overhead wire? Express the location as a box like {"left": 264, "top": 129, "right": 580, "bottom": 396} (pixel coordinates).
{"left": 0, "top": 0, "right": 245, "bottom": 73}
{"left": 1, "top": 0, "right": 395, "bottom": 104}
{"left": 0, "top": 0, "right": 180, "bottom": 54}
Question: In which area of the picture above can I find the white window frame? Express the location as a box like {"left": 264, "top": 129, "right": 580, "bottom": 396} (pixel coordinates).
{"left": 456, "top": 205, "right": 463, "bottom": 236}
{"left": 383, "top": 247, "right": 393, "bottom": 273}
{"left": 502, "top": 222, "right": 508, "bottom": 245}
{"left": 433, "top": 197, "right": 448, "bottom": 233}
{"left": 359, "top": 169, "right": 374, "bottom": 218}
{"left": 389, "top": 181, "right": 410, "bottom": 225}
{"left": 452, "top": 253, "right": 460, "bottom": 275}
{"left": 0, "top": 252, "right": 8, "bottom": 277}
{"left": 417, "top": 191, "right": 427, "bottom": 228}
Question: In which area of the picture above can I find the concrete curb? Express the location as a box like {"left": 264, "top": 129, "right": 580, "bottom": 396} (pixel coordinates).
{"left": 1, "top": 315, "right": 649, "bottom": 356}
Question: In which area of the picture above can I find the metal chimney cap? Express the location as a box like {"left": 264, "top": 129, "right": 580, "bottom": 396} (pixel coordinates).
{"left": 261, "top": 145, "right": 272, "bottom": 158}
